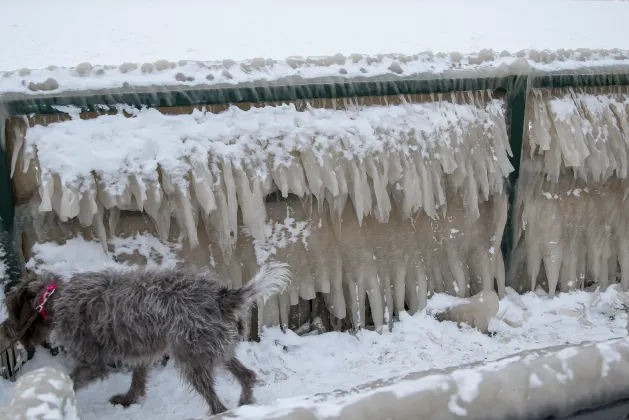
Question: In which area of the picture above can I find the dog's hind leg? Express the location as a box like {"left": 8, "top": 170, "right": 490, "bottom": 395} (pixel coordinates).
{"left": 110, "top": 364, "right": 148, "bottom": 407}
{"left": 226, "top": 357, "right": 257, "bottom": 406}
{"left": 176, "top": 357, "right": 227, "bottom": 414}
{"left": 70, "top": 362, "right": 109, "bottom": 391}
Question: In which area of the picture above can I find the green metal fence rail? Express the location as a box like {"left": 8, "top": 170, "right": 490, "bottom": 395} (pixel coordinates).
{"left": 1, "top": 71, "right": 629, "bottom": 289}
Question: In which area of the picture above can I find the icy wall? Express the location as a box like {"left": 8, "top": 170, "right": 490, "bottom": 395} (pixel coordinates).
{"left": 7, "top": 92, "right": 512, "bottom": 331}
{"left": 510, "top": 86, "right": 629, "bottom": 295}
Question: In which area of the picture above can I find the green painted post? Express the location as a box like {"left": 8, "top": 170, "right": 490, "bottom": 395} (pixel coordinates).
{"left": 500, "top": 75, "right": 529, "bottom": 270}
{"left": 0, "top": 127, "right": 21, "bottom": 291}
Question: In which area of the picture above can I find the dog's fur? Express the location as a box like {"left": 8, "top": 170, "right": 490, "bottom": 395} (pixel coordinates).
{"left": 0, "top": 263, "right": 291, "bottom": 415}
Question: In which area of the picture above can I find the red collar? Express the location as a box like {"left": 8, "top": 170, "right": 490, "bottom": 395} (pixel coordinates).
{"left": 36, "top": 284, "right": 58, "bottom": 320}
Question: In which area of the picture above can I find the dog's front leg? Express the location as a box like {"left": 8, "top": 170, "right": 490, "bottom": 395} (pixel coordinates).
{"left": 110, "top": 365, "right": 148, "bottom": 407}
{"left": 70, "top": 362, "right": 109, "bottom": 391}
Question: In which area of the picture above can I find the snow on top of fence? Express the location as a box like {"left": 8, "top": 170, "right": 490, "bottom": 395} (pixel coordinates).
{"left": 2, "top": 0, "right": 629, "bottom": 96}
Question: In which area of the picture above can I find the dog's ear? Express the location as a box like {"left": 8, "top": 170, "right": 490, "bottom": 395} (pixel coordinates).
{"left": 5, "top": 283, "right": 32, "bottom": 321}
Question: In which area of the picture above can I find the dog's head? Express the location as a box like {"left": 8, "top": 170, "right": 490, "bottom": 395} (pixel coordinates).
{"left": 1, "top": 271, "right": 61, "bottom": 349}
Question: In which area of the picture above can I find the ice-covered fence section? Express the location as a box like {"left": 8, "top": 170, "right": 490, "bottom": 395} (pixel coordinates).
{"left": 510, "top": 86, "right": 629, "bottom": 295}
{"left": 7, "top": 91, "right": 513, "bottom": 332}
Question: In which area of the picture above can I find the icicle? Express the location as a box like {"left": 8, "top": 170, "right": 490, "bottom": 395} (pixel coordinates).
{"left": 287, "top": 162, "right": 308, "bottom": 197}
{"left": 400, "top": 155, "right": 421, "bottom": 219}
{"left": 416, "top": 264, "right": 428, "bottom": 311}
{"left": 328, "top": 252, "right": 346, "bottom": 319}
{"left": 128, "top": 174, "right": 147, "bottom": 212}
{"left": 364, "top": 155, "right": 391, "bottom": 223}
{"left": 174, "top": 187, "right": 199, "bottom": 248}
{"left": 10, "top": 126, "right": 24, "bottom": 179}
{"left": 301, "top": 148, "right": 325, "bottom": 202}
{"left": 404, "top": 264, "right": 418, "bottom": 314}
{"left": 365, "top": 270, "right": 384, "bottom": 330}
{"left": 233, "top": 165, "right": 266, "bottom": 241}
{"left": 415, "top": 153, "right": 435, "bottom": 218}
{"left": 260, "top": 295, "right": 281, "bottom": 329}
{"left": 347, "top": 160, "right": 368, "bottom": 225}
{"left": 108, "top": 207, "right": 120, "bottom": 237}
{"left": 279, "top": 292, "right": 291, "bottom": 331}
{"left": 38, "top": 175, "right": 54, "bottom": 212}
{"left": 446, "top": 246, "right": 467, "bottom": 298}
{"left": 272, "top": 166, "right": 290, "bottom": 198}
{"left": 77, "top": 178, "right": 98, "bottom": 227}
{"left": 190, "top": 160, "right": 216, "bottom": 216}
{"left": 58, "top": 184, "right": 81, "bottom": 222}
{"left": 92, "top": 204, "right": 108, "bottom": 253}
{"left": 273, "top": 162, "right": 308, "bottom": 198}
{"left": 321, "top": 153, "right": 339, "bottom": 198}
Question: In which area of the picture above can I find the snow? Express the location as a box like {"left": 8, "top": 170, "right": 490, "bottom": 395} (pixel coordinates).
{"left": 24, "top": 234, "right": 182, "bottom": 278}
{"left": 247, "top": 210, "right": 311, "bottom": 265}
{"left": 0, "top": 236, "right": 628, "bottom": 419}
{"left": 1, "top": 0, "right": 629, "bottom": 95}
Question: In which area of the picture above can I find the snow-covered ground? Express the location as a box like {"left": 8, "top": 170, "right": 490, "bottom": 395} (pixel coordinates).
{"left": 0, "top": 235, "right": 628, "bottom": 419}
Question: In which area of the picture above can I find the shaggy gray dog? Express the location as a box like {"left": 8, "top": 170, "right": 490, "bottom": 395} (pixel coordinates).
{"left": 0, "top": 263, "right": 291, "bottom": 415}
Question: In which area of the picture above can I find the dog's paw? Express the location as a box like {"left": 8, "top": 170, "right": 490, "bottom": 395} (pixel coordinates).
{"left": 238, "top": 395, "right": 256, "bottom": 406}
{"left": 109, "top": 394, "right": 138, "bottom": 408}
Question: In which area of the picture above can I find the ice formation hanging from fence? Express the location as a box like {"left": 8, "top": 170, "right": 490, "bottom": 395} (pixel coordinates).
{"left": 511, "top": 86, "right": 629, "bottom": 295}
{"left": 11, "top": 91, "right": 511, "bottom": 254}
{"left": 8, "top": 91, "right": 513, "bottom": 330}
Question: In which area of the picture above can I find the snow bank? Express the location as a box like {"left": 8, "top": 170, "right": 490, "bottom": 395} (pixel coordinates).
{"left": 202, "top": 337, "right": 629, "bottom": 420}
{"left": 510, "top": 86, "right": 629, "bottom": 295}
{"left": 4, "top": 367, "right": 78, "bottom": 420}
{"left": 2, "top": 0, "right": 629, "bottom": 96}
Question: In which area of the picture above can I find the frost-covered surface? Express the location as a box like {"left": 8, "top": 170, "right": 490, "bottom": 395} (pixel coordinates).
{"left": 13, "top": 95, "right": 511, "bottom": 258}
{"left": 511, "top": 87, "right": 629, "bottom": 295}
{"left": 0, "top": 270, "right": 626, "bottom": 419}
{"left": 2, "top": 0, "right": 629, "bottom": 95}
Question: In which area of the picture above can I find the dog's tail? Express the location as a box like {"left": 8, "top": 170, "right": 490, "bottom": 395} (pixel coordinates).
{"left": 237, "top": 262, "right": 291, "bottom": 308}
